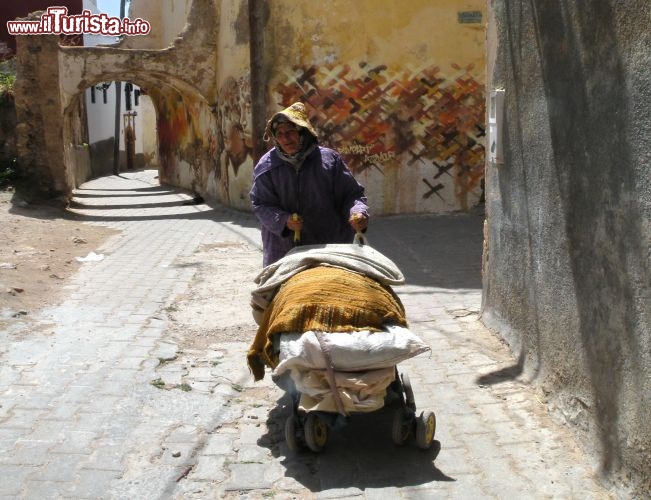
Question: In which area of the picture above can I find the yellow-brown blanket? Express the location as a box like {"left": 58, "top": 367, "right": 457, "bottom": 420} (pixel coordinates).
{"left": 247, "top": 265, "right": 407, "bottom": 381}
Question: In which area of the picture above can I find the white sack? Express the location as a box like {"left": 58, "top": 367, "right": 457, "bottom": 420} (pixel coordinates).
{"left": 274, "top": 324, "right": 431, "bottom": 375}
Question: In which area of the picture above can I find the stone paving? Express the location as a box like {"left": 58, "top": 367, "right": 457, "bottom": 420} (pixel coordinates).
{"left": 0, "top": 170, "right": 630, "bottom": 499}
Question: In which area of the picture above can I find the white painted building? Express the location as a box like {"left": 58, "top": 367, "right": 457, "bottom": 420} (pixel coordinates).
{"left": 82, "top": 0, "right": 157, "bottom": 174}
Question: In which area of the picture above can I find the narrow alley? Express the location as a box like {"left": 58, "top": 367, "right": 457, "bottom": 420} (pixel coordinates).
{"left": 0, "top": 170, "right": 624, "bottom": 499}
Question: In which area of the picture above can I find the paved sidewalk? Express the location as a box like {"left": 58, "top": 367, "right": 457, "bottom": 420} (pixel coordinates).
{"left": 0, "top": 170, "right": 624, "bottom": 499}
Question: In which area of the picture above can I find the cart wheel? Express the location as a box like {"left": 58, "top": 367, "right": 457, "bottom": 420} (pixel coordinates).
{"left": 285, "top": 415, "right": 304, "bottom": 452}
{"left": 415, "top": 411, "right": 436, "bottom": 450}
{"left": 391, "top": 408, "right": 412, "bottom": 445}
{"left": 401, "top": 373, "right": 416, "bottom": 411}
{"left": 304, "top": 413, "right": 328, "bottom": 452}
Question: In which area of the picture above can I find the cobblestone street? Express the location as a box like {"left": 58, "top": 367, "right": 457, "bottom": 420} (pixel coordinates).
{"left": 0, "top": 170, "right": 628, "bottom": 499}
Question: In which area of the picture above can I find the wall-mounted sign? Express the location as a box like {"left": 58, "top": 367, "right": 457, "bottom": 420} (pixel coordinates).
{"left": 458, "top": 11, "right": 483, "bottom": 24}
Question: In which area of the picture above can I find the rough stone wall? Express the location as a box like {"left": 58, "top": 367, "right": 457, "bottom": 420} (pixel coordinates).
{"left": 12, "top": 0, "right": 219, "bottom": 202}
{"left": 13, "top": 28, "right": 66, "bottom": 199}
{"left": 482, "top": 0, "right": 651, "bottom": 492}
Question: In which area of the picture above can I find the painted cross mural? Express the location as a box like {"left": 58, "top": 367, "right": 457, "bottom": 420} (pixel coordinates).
{"left": 273, "top": 61, "right": 486, "bottom": 210}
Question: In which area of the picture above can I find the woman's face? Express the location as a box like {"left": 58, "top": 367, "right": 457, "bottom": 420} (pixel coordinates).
{"left": 275, "top": 123, "right": 301, "bottom": 155}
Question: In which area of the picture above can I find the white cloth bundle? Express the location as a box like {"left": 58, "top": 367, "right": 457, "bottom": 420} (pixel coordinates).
{"left": 275, "top": 325, "right": 430, "bottom": 413}
{"left": 275, "top": 324, "right": 430, "bottom": 375}
{"left": 295, "top": 367, "right": 396, "bottom": 414}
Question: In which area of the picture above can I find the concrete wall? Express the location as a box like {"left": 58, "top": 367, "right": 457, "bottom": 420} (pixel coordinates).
{"left": 482, "top": 0, "right": 650, "bottom": 492}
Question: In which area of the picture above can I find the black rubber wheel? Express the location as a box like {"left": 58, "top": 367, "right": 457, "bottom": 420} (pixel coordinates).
{"left": 415, "top": 411, "right": 436, "bottom": 450}
{"left": 285, "top": 415, "right": 304, "bottom": 452}
{"left": 304, "top": 413, "right": 328, "bottom": 452}
{"left": 391, "top": 408, "right": 412, "bottom": 445}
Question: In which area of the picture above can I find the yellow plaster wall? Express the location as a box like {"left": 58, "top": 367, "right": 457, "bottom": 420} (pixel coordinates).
{"left": 264, "top": 0, "right": 487, "bottom": 215}
{"left": 143, "top": 0, "right": 486, "bottom": 215}
{"left": 277, "top": 0, "right": 485, "bottom": 72}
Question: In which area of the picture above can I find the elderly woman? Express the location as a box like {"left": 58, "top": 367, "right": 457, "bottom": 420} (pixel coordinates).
{"left": 249, "top": 102, "right": 370, "bottom": 267}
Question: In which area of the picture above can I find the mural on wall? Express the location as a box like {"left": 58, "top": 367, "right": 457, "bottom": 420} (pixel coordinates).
{"left": 153, "top": 88, "right": 217, "bottom": 195}
{"left": 273, "top": 61, "right": 485, "bottom": 210}
{"left": 214, "top": 75, "right": 253, "bottom": 208}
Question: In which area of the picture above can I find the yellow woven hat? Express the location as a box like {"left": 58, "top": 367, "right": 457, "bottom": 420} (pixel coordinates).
{"left": 264, "top": 102, "right": 318, "bottom": 141}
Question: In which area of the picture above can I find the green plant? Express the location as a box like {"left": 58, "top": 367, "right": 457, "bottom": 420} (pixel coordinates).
{"left": 0, "top": 71, "right": 15, "bottom": 103}
{"left": 157, "top": 355, "right": 178, "bottom": 366}
{"left": 0, "top": 72, "right": 15, "bottom": 90}
{"left": 151, "top": 378, "right": 166, "bottom": 389}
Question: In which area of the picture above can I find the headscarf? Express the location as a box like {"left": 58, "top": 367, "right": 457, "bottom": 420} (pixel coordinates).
{"left": 264, "top": 102, "right": 319, "bottom": 169}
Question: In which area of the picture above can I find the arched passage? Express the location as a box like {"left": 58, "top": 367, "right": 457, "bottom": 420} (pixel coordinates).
{"left": 60, "top": 68, "right": 219, "bottom": 204}
{"left": 12, "top": 0, "right": 219, "bottom": 203}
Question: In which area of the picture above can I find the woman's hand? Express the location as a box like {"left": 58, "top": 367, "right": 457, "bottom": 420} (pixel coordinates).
{"left": 349, "top": 212, "right": 368, "bottom": 232}
{"left": 286, "top": 214, "right": 303, "bottom": 231}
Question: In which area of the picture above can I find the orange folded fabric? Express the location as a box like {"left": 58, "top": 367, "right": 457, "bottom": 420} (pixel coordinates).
{"left": 247, "top": 266, "right": 407, "bottom": 381}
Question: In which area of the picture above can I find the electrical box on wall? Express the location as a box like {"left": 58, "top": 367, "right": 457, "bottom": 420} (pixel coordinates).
{"left": 488, "top": 89, "right": 505, "bottom": 164}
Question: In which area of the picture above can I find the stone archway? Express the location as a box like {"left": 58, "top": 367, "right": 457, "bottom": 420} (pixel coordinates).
{"left": 13, "top": 0, "right": 218, "bottom": 202}
{"left": 62, "top": 70, "right": 215, "bottom": 185}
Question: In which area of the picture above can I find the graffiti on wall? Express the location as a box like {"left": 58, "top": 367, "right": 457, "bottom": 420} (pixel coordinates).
{"left": 153, "top": 88, "right": 217, "bottom": 192}
{"left": 274, "top": 61, "right": 485, "bottom": 209}
{"left": 214, "top": 75, "right": 253, "bottom": 206}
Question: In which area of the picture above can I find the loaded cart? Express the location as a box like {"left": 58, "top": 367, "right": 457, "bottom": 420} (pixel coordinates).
{"left": 247, "top": 240, "right": 436, "bottom": 452}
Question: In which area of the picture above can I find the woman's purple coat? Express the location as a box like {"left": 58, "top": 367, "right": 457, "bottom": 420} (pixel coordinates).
{"left": 250, "top": 146, "right": 369, "bottom": 266}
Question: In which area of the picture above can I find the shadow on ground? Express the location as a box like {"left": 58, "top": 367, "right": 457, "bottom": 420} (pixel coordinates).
{"left": 368, "top": 210, "right": 485, "bottom": 290}
{"left": 10, "top": 174, "right": 486, "bottom": 293}
{"left": 10, "top": 176, "right": 259, "bottom": 227}
{"left": 258, "top": 394, "right": 453, "bottom": 492}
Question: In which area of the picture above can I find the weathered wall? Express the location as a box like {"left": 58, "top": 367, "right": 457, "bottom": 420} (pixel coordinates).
{"left": 121, "top": 0, "right": 192, "bottom": 50}
{"left": 266, "top": 0, "right": 486, "bottom": 215}
{"left": 482, "top": 0, "right": 650, "bottom": 492}
{"left": 139, "top": 94, "right": 158, "bottom": 167}
{"left": 12, "top": 0, "right": 218, "bottom": 201}
{"left": 13, "top": 0, "right": 486, "bottom": 215}
{"left": 13, "top": 29, "right": 67, "bottom": 199}
{"left": 214, "top": 0, "right": 487, "bottom": 215}
{"left": 153, "top": 85, "right": 217, "bottom": 194}
{"left": 211, "top": 0, "right": 253, "bottom": 210}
